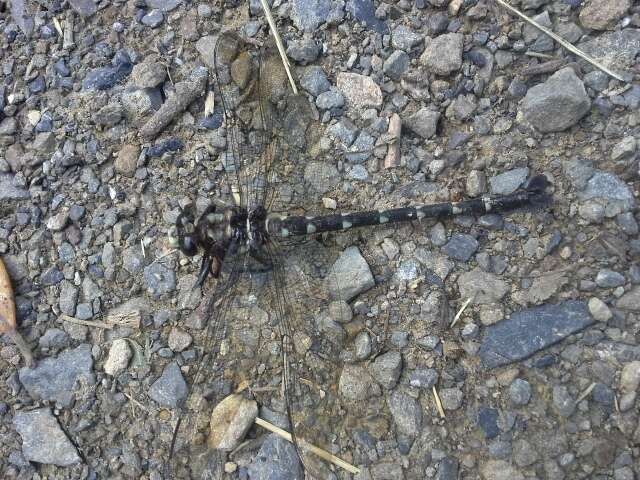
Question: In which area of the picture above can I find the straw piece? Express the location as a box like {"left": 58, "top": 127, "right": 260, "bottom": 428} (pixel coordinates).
{"left": 254, "top": 417, "right": 360, "bottom": 474}
{"left": 495, "top": 0, "right": 625, "bottom": 82}
{"left": 432, "top": 386, "right": 446, "bottom": 419}
{"left": 258, "top": 0, "right": 298, "bottom": 94}
{"left": 450, "top": 296, "right": 474, "bottom": 328}
{"left": 576, "top": 382, "right": 596, "bottom": 404}
{"left": 60, "top": 314, "right": 113, "bottom": 329}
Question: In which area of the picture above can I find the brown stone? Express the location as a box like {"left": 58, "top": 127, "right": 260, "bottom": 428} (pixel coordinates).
{"left": 115, "top": 144, "right": 139, "bottom": 177}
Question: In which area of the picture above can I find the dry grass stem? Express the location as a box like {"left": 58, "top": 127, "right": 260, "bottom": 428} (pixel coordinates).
{"left": 0, "top": 312, "right": 34, "bottom": 367}
{"left": 450, "top": 296, "right": 474, "bottom": 328}
{"left": 258, "top": 0, "right": 298, "bottom": 94}
{"left": 432, "top": 386, "right": 446, "bottom": 419}
{"left": 254, "top": 417, "right": 360, "bottom": 474}
{"left": 495, "top": 0, "right": 625, "bottom": 82}
{"left": 576, "top": 382, "right": 596, "bottom": 404}
{"left": 106, "top": 311, "right": 142, "bottom": 329}
{"left": 205, "top": 90, "right": 215, "bottom": 117}
{"left": 60, "top": 314, "right": 113, "bottom": 329}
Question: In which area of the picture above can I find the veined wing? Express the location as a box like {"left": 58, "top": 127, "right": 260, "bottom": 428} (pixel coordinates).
{"left": 213, "top": 31, "right": 315, "bottom": 212}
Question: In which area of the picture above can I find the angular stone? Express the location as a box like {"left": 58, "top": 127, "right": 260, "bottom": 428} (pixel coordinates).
{"left": 336, "top": 72, "right": 383, "bottom": 108}
{"left": 388, "top": 391, "right": 422, "bottom": 437}
{"left": 208, "top": 394, "right": 258, "bottom": 450}
{"left": 521, "top": 67, "right": 590, "bottom": 132}
{"left": 18, "top": 344, "right": 95, "bottom": 407}
{"left": 148, "top": 362, "right": 187, "bottom": 408}
{"left": 326, "top": 247, "right": 374, "bottom": 302}
{"left": 579, "top": 0, "right": 630, "bottom": 31}
{"left": 479, "top": 301, "right": 594, "bottom": 368}
{"left": 420, "top": 33, "right": 464, "bottom": 75}
{"left": 13, "top": 408, "right": 81, "bottom": 466}
{"left": 457, "top": 267, "right": 509, "bottom": 304}
{"left": 103, "top": 338, "right": 132, "bottom": 376}
{"left": 404, "top": 107, "right": 440, "bottom": 139}
{"left": 247, "top": 434, "right": 303, "bottom": 480}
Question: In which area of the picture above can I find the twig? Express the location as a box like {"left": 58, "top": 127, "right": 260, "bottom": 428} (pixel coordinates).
{"left": 576, "top": 382, "right": 596, "bottom": 404}
{"left": 495, "top": 0, "right": 625, "bottom": 82}
{"left": 254, "top": 417, "right": 360, "bottom": 474}
{"left": 432, "top": 386, "right": 446, "bottom": 419}
{"left": 105, "top": 311, "right": 141, "bottom": 329}
{"left": 258, "top": 0, "right": 298, "bottom": 94}
{"left": 60, "top": 314, "right": 113, "bottom": 329}
{"left": 524, "top": 51, "right": 555, "bottom": 60}
{"left": 450, "top": 296, "right": 474, "bottom": 328}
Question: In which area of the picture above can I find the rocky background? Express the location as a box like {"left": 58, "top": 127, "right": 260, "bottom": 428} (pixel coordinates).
{"left": 1, "top": 0, "right": 640, "bottom": 479}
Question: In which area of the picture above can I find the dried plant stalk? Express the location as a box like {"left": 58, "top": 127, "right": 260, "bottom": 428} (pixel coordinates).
{"left": 495, "top": 0, "right": 625, "bottom": 82}
{"left": 0, "top": 258, "right": 34, "bottom": 367}
{"left": 258, "top": 0, "right": 298, "bottom": 94}
{"left": 254, "top": 417, "right": 360, "bottom": 474}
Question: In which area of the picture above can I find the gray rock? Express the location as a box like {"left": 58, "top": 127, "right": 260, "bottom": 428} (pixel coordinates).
{"left": 588, "top": 297, "right": 612, "bottom": 322}
{"left": 103, "top": 338, "right": 132, "bottom": 376}
{"left": 617, "top": 286, "right": 640, "bottom": 310}
{"left": 122, "top": 88, "right": 162, "bottom": 119}
{"left": 82, "top": 52, "right": 133, "bottom": 90}
{"left": 144, "top": 262, "right": 176, "bottom": 297}
{"left": 578, "top": 171, "right": 635, "bottom": 216}
{"left": 552, "top": 385, "right": 575, "bottom": 417}
{"left": 477, "top": 406, "right": 499, "bottom": 438}
{"left": 345, "top": 131, "right": 374, "bottom": 163}
{"left": 409, "top": 368, "right": 438, "bottom": 389}
{"left": 579, "top": 0, "right": 630, "bottom": 30}
{"left": 10, "top": 0, "right": 34, "bottom": 36}
{"left": 286, "top": 38, "right": 321, "bottom": 64}
{"left": 489, "top": 168, "right": 529, "bottom": 195}
{"left": 354, "top": 331, "right": 372, "bottom": 359}
{"left": 315, "top": 88, "right": 345, "bottom": 110}
{"left": 247, "top": 434, "right": 303, "bottom": 480}
{"left": 466, "top": 170, "right": 487, "bottom": 197}
{"left": 437, "top": 457, "right": 459, "bottom": 480}
{"left": 148, "top": 362, "right": 188, "bottom": 408}
{"left": 338, "top": 364, "right": 372, "bottom": 402}
{"left": 480, "top": 460, "right": 524, "bottom": 480}
{"left": 457, "top": 267, "right": 509, "bottom": 304}
{"left": 521, "top": 67, "right": 590, "bottom": 132}
{"left": 388, "top": 391, "right": 422, "bottom": 437}
{"left": 300, "top": 66, "right": 331, "bottom": 97}
{"left": 131, "top": 61, "right": 167, "bottom": 89}
{"left": 442, "top": 234, "right": 478, "bottom": 262}
{"left": 611, "top": 136, "right": 636, "bottom": 161}
{"left": 40, "top": 267, "right": 64, "bottom": 286}
{"left": 439, "top": 388, "right": 464, "bottom": 410}
{"left": 509, "top": 379, "right": 532, "bottom": 405}
{"left": 595, "top": 269, "right": 625, "bottom": 288}
{"left": 370, "top": 351, "right": 402, "bottom": 389}
{"left": 38, "top": 328, "right": 70, "bottom": 350}
{"left": 146, "top": 0, "right": 181, "bottom": 11}
{"left": 59, "top": 281, "right": 78, "bottom": 316}
{"left": 579, "top": 29, "right": 640, "bottom": 73}
{"left": 291, "top": 0, "right": 343, "bottom": 31}
{"left": 392, "top": 25, "right": 423, "bottom": 51}
{"left": 0, "top": 174, "right": 30, "bottom": 201}
{"left": 18, "top": 344, "right": 95, "bottom": 408}
{"left": 141, "top": 9, "right": 164, "bottom": 28}
{"left": 479, "top": 301, "right": 594, "bottom": 368}
{"left": 383, "top": 50, "right": 410, "bottom": 80}
{"left": 327, "top": 119, "right": 357, "bottom": 146}
{"left": 303, "top": 161, "right": 339, "bottom": 193}
{"left": 346, "top": 0, "right": 387, "bottom": 33}
{"left": 513, "top": 439, "right": 538, "bottom": 467}
{"left": 326, "top": 247, "right": 375, "bottom": 302}
{"left": 68, "top": 0, "right": 97, "bottom": 17}
{"left": 336, "top": 72, "right": 383, "bottom": 109}
{"left": 404, "top": 108, "right": 440, "bottom": 139}
{"left": 420, "top": 33, "right": 464, "bottom": 75}
{"left": 13, "top": 408, "right": 81, "bottom": 466}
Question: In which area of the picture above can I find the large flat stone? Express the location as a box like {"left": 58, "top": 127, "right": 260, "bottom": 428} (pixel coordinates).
{"left": 479, "top": 301, "right": 594, "bottom": 368}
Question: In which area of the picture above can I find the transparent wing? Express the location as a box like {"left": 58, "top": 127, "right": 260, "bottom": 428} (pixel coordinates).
{"left": 213, "top": 31, "right": 316, "bottom": 212}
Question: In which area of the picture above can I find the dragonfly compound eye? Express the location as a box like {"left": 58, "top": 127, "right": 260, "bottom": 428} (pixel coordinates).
{"left": 179, "top": 235, "right": 198, "bottom": 257}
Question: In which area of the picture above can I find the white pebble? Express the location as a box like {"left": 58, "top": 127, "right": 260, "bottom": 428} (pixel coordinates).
{"left": 104, "top": 339, "right": 132, "bottom": 376}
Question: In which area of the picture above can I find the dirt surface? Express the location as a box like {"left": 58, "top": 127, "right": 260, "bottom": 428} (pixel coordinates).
{"left": 1, "top": 0, "right": 640, "bottom": 479}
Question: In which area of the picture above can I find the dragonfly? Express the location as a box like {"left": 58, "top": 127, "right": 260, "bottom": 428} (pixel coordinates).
{"left": 165, "top": 30, "right": 549, "bottom": 479}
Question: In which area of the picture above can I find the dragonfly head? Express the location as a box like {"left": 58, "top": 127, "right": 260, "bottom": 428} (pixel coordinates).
{"left": 172, "top": 205, "right": 198, "bottom": 257}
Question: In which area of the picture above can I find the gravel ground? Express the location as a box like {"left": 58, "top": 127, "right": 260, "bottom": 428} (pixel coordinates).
{"left": 1, "top": 0, "right": 640, "bottom": 479}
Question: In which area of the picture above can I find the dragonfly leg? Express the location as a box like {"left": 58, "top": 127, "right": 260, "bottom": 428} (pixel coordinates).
{"left": 194, "top": 256, "right": 213, "bottom": 288}
{"left": 248, "top": 247, "right": 273, "bottom": 273}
